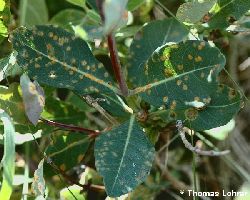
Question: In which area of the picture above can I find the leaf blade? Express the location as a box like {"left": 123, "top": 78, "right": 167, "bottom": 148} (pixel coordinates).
{"left": 95, "top": 115, "right": 155, "bottom": 197}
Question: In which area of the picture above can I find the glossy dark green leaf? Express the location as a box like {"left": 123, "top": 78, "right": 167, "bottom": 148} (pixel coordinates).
{"left": 45, "top": 132, "right": 90, "bottom": 175}
{"left": 11, "top": 25, "right": 119, "bottom": 95}
{"left": 209, "top": 0, "right": 250, "bottom": 29}
{"left": 128, "top": 18, "right": 188, "bottom": 87}
{"left": 20, "top": 74, "right": 45, "bottom": 125}
{"left": 176, "top": 0, "right": 216, "bottom": 23}
{"left": 132, "top": 41, "right": 241, "bottom": 130}
{"left": 94, "top": 115, "right": 155, "bottom": 197}
{"left": 0, "top": 109, "right": 15, "bottom": 200}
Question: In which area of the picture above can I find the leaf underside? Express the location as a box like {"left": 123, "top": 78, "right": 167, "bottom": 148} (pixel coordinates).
{"left": 94, "top": 116, "right": 155, "bottom": 197}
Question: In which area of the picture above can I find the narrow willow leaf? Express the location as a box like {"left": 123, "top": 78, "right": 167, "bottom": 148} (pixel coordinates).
{"left": 0, "top": 109, "right": 15, "bottom": 200}
{"left": 209, "top": 0, "right": 250, "bottom": 29}
{"left": 44, "top": 132, "right": 90, "bottom": 176}
{"left": 128, "top": 18, "right": 188, "bottom": 87}
{"left": 11, "top": 25, "right": 118, "bottom": 94}
{"left": 176, "top": 0, "right": 216, "bottom": 23}
{"left": 95, "top": 115, "right": 155, "bottom": 197}
{"left": 19, "top": 0, "right": 48, "bottom": 27}
{"left": 132, "top": 41, "right": 241, "bottom": 130}
{"left": 32, "top": 159, "right": 46, "bottom": 197}
{"left": 103, "top": 0, "right": 128, "bottom": 34}
{"left": 20, "top": 74, "right": 45, "bottom": 125}
{"left": 0, "top": 83, "right": 28, "bottom": 124}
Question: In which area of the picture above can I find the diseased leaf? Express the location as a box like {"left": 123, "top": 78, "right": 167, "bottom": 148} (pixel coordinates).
{"left": 209, "top": 0, "right": 250, "bottom": 29}
{"left": 32, "top": 159, "right": 46, "bottom": 198}
{"left": 176, "top": 0, "right": 216, "bottom": 23}
{"left": 20, "top": 74, "right": 45, "bottom": 125}
{"left": 11, "top": 25, "right": 119, "bottom": 95}
{"left": 0, "top": 83, "right": 29, "bottom": 123}
{"left": 19, "top": 0, "right": 48, "bottom": 27}
{"left": 131, "top": 41, "right": 241, "bottom": 130}
{"left": 95, "top": 115, "right": 155, "bottom": 197}
{"left": 128, "top": 18, "right": 189, "bottom": 87}
{"left": 103, "top": 0, "right": 128, "bottom": 34}
{"left": 0, "top": 109, "right": 15, "bottom": 200}
{"left": 45, "top": 132, "right": 90, "bottom": 176}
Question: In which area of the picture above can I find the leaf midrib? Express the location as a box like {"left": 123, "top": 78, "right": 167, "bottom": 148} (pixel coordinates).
{"left": 131, "top": 65, "right": 221, "bottom": 95}
{"left": 111, "top": 115, "right": 135, "bottom": 192}
{"left": 21, "top": 42, "right": 120, "bottom": 94}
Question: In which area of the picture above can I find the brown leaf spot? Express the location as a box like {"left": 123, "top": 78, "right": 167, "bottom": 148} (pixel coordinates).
{"left": 185, "top": 108, "right": 198, "bottom": 121}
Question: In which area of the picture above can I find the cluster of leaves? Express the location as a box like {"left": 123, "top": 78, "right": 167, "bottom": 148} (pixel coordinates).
{"left": 0, "top": 0, "right": 249, "bottom": 199}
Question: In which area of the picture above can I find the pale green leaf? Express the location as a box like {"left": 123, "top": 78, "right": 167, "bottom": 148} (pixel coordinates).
{"left": 176, "top": 0, "right": 216, "bottom": 23}
{"left": 19, "top": 0, "right": 48, "bottom": 27}
{"left": 60, "top": 185, "right": 86, "bottom": 200}
{"left": 0, "top": 110, "right": 15, "bottom": 200}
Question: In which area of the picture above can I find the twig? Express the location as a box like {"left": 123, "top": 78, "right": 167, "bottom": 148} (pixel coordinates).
{"left": 155, "top": 156, "right": 191, "bottom": 191}
{"left": 176, "top": 120, "right": 230, "bottom": 156}
{"left": 82, "top": 95, "right": 119, "bottom": 125}
{"left": 40, "top": 118, "right": 100, "bottom": 137}
{"left": 95, "top": 0, "right": 129, "bottom": 96}
{"left": 107, "top": 34, "right": 129, "bottom": 96}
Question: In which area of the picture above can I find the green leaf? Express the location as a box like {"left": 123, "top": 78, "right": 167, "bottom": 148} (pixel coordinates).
{"left": 19, "top": 0, "right": 48, "bottom": 27}
{"left": 50, "top": 9, "right": 86, "bottom": 31}
{"left": 0, "top": 52, "right": 22, "bottom": 82}
{"left": 94, "top": 115, "right": 155, "bottom": 197}
{"left": 32, "top": 159, "right": 46, "bottom": 198}
{"left": 11, "top": 25, "right": 118, "bottom": 95}
{"left": 127, "top": 0, "right": 145, "bottom": 11}
{"left": 60, "top": 185, "right": 86, "bottom": 200}
{"left": 128, "top": 18, "right": 189, "bottom": 87}
{"left": 176, "top": 0, "right": 216, "bottom": 24}
{"left": 0, "top": 110, "right": 15, "bottom": 200}
{"left": 209, "top": 0, "right": 250, "bottom": 29}
{"left": 132, "top": 41, "right": 241, "bottom": 130}
{"left": 0, "top": 0, "right": 10, "bottom": 41}
{"left": 45, "top": 132, "right": 90, "bottom": 175}
{"left": 66, "top": 0, "right": 85, "bottom": 8}
{"left": 20, "top": 74, "right": 45, "bottom": 125}
{"left": 0, "top": 83, "right": 29, "bottom": 124}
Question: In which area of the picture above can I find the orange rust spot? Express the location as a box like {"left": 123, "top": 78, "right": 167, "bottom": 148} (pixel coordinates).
{"left": 182, "top": 84, "right": 188, "bottom": 90}
{"left": 195, "top": 56, "right": 203, "bottom": 62}
{"left": 185, "top": 108, "right": 198, "bottom": 121}
{"left": 170, "top": 100, "right": 177, "bottom": 110}
{"left": 60, "top": 164, "right": 66, "bottom": 171}
{"left": 77, "top": 154, "right": 84, "bottom": 163}
{"left": 163, "top": 96, "right": 168, "bottom": 102}
{"left": 176, "top": 79, "right": 182, "bottom": 86}
{"left": 177, "top": 64, "right": 183, "bottom": 70}
{"left": 188, "top": 54, "right": 193, "bottom": 60}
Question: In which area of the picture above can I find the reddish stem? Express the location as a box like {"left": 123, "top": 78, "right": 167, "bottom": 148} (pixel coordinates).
{"left": 95, "top": 0, "right": 129, "bottom": 97}
{"left": 40, "top": 118, "right": 100, "bottom": 137}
